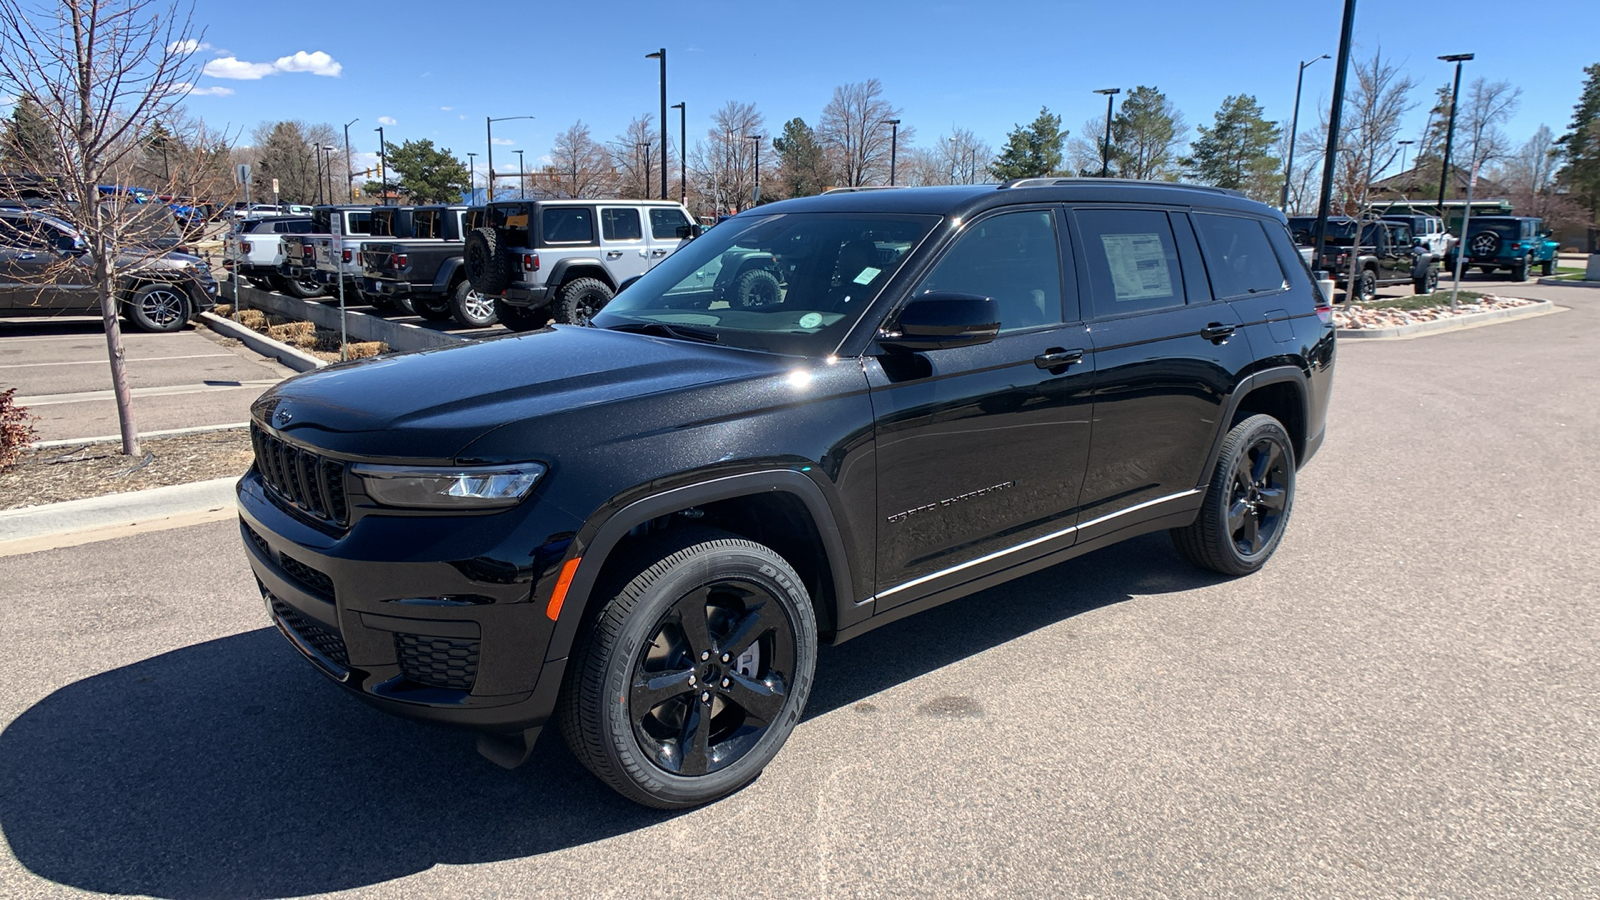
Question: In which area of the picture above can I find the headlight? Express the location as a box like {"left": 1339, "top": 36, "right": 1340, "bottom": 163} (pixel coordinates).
{"left": 351, "top": 462, "right": 546, "bottom": 509}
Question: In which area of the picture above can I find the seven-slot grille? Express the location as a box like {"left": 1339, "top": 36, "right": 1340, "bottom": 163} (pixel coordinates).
{"left": 251, "top": 424, "right": 348, "bottom": 525}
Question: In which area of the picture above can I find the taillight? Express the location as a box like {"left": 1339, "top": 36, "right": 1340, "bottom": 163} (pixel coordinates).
{"left": 241, "top": 241, "right": 251, "bottom": 253}
{"left": 523, "top": 253, "right": 539, "bottom": 272}
{"left": 390, "top": 253, "right": 407, "bottom": 268}
{"left": 342, "top": 249, "right": 352, "bottom": 263}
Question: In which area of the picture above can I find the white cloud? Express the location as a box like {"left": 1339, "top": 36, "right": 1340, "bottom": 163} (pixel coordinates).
{"left": 491, "top": 137, "right": 515, "bottom": 146}
{"left": 170, "top": 82, "right": 235, "bottom": 97}
{"left": 377, "top": 116, "right": 397, "bottom": 126}
{"left": 458, "top": 114, "right": 467, "bottom": 120}
{"left": 273, "top": 50, "right": 341, "bottom": 77}
{"left": 167, "top": 39, "right": 213, "bottom": 54}
{"left": 201, "top": 49, "right": 342, "bottom": 80}
{"left": 440, "top": 106, "right": 453, "bottom": 111}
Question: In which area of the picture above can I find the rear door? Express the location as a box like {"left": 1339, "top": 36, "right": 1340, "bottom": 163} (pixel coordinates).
{"left": 1380, "top": 223, "right": 1412, "bottom": 281}
{"left": 598, "top": 206, "right": 651, "bottom": 284}
{"left": 0, "top": 215, "right": 89, "bottom": 311}
{"left": 647, "top": 206, "right": 693, "bottom": 269}
{"left": 1070, "top": 205, "right": 1254, "bottom": 535}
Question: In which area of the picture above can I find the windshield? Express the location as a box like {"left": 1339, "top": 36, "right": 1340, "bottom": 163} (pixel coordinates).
{"left": 1287, "top": 217, "right": 1359, "bottom": 245}
{"left": 591, "top": 212, "right": 939, "bottom": 356}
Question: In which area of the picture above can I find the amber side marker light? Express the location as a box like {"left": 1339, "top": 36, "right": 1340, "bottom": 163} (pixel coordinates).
{"left": 546, "top": 558, "right": 582, "bottom": 620}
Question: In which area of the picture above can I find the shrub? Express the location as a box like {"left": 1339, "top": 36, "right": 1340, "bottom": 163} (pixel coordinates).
{"left": 1, "top": 387, "right": 38, "bottom": 470}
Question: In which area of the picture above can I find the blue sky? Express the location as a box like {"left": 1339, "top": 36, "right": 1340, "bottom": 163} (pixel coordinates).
{"left": 174, "top": 0, "right": 1597, "bottom": 181}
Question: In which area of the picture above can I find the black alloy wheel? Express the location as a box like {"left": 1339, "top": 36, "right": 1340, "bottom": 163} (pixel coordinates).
{"left": 1414, "top": 268, "right": 1438, "bottom": 295}
{"left": 1358, "top": 268, "right": 1377, "bottom": 301}
{"left": 558, "top": 528, "right": 817, "bottom": 808}
{"left": 556, "top": 277, "right": 613, "bottom": 326}
{"left": 732, "top": 268, "right": 782, "bottom": 308}
{"left": 1171, "top": 414, "right": 1296, "bottom": 576}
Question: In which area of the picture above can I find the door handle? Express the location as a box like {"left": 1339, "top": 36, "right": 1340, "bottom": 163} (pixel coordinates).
{"left": 651, "top": 248, "right": 668, "bottom": 257}
{"left": 1201, "top": 323, "right": 1236, "bottom": 343}
{"left": 18, "top": 252, "right": 37, "bottom": 260}
{"left": 606, "top": 250, "right": 623, "bottom": 260}
{"left": 1034, "top": 348, "right": 1084, "bottom": 369}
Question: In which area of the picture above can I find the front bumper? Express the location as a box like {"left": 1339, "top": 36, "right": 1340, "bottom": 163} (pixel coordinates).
{"left": 236, "top": 469, "right": 579, "bottom": 734}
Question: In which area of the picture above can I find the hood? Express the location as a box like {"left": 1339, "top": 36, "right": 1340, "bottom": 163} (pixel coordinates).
{"left": 253, "top": 326, "right": 788, "bottom": 461}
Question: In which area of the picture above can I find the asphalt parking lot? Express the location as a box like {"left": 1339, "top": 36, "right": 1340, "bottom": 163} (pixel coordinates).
{"left": 0, "top": 281, "right": 1596, "bottom": 898}
{"left": 1, "top": 318, "right": 294, "bottom": 442}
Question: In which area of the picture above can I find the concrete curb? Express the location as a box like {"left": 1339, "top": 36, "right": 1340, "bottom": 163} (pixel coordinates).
{"left": 1537, "top": 277, "right": 1600, "bottom": 288}
{"left": 31, "top": 421, "right": 249, "bottom": 450}
{"left": 1336, "top": 299, "right": 1555, "bottom": 340}
{"left": 234, "top": 284, "right": 466, "bottom": 351}
{"left": 199, "top": 311, "right": 325, "bottom": 372}
{"left": 0, "top": 476, "right": 237, "bottom": 545}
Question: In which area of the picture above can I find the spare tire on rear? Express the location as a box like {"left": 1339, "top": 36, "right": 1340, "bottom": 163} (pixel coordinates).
{"left": 464, "top": 227, "right": 513, "bottom": 294}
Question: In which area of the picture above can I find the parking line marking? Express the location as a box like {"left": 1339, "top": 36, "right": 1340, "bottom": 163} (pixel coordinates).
{"left": 17, "top": 380, "right": 281, "bottom": 406}
{"left": 0, "top": 353, "right": 235, "bottom": 369}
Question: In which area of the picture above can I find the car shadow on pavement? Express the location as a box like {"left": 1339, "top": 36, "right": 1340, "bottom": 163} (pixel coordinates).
{"left": 0, "top": 533, "right": 1223, "bottom": 899}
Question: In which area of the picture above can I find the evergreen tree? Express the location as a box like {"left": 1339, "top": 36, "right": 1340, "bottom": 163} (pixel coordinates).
{"left": 1184, "top": 94, "right": 1282, "bottom": 202}
{"left": 0, "top": 95, "right": 58, "bottom": 173}
{"left": 384, "top": 138, "right": 470, "bottom": 203}
{"left": 991, "top": 107, "right": 1066, "bottom": 180}
{"left": 1555, "top": 62, "right": 1600, "bottom": 248}
{"left": 772, "top": 117, "right": 829, "bottom": 198}
{"left": 1110, "top": 86, "right": 1186, "bottom": 180}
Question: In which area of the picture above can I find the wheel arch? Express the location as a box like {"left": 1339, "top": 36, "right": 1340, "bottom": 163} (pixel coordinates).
{"left": 1199, "top": 367, "right": 1311, "bottom": 482}
{"left": 546, "top": 259, "right": 614, "bottom": 291}
{"left": 545, "top": 470, "right": 856, "bottom": 663}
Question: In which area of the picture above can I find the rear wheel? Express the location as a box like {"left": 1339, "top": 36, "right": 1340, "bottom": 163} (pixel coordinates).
{"left": 1171, "top": 414, "right": 1295, "bottom": 576}
{"left": 449, "top": 280, "right": 497, "bottom": 327}
{"left": 493, "top": 298, "right": 551, "bottom": 332}
{"left": 282, "top": 274, "right": 324, "bottom": 299}
{"left": 1356, "top": 268, "right": 1377, "bottom": 301}
{"left": 1512, "top": 258, "right": 1529, "bottom": 282}
{"left": 732, "top": 268, "right": 781, "bottom": 308}
{"left": 556, "top": 277, "right": 613, "bottom": 326}
{"left": 265, "top": 274, "right": 291, "bottom": 294}
{"left": 1414, "top": 268, "right": 1438, "bottom": 295}
{"left": 1540, "top": 258, "right": 1555, "bottom": 277}
{"left": 557, "top": 528, "right": 817, "bottom": 809}
{"left": 125, "top": 284, "right": 190, "bottom": 332}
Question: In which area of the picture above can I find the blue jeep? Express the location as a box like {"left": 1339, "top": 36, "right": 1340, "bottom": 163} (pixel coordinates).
{"left": 1449, "top": 216, "right": 1559, "bottom": 281}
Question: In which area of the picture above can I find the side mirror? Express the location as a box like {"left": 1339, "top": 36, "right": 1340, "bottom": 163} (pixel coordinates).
{"left": 878, "top": 292, "right": 1000, "bottom": 352}
{"left": 676, "top": 223, "right": 703, "bottom": 240}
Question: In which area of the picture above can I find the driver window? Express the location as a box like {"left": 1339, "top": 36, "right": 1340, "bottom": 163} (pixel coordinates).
{"left": 914, "top": 210, "right": 1065, "bottom": 332}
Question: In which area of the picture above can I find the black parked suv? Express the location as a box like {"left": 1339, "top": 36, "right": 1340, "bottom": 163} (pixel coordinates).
{"left": 238, "top": 180, "right": 1335, "bottom": 808}
{"left": 1288, "top": 215, "right": 1439, "bottom": 298}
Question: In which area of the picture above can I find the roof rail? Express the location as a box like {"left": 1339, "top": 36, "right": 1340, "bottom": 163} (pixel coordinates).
{"left": 821, "top": 185, "right": 907, "bottom": 194}
{"left": 997, "top": 177, "right": 1246, "bottom": 198}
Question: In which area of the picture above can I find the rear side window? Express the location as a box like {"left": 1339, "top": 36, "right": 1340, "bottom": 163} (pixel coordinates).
{"left": 601, "top": 208, "right": 643, "bottom": 241}
{"left": 542, "top": 207, "right": 594, "bottom": 244}
{"left": 412, "top": 210, "right": 440, "bottom": 239}
{"left": 1076, "top": 208, "right": 1184, "bottom": 316}
{"left": 284, "top": 220, "right": 313, "bottom": 234}
{"left": 650, "top": 207, "right": 691, "bottom": 239}
{"left": 345, "top": 212, "right": 372, "bottom": 235}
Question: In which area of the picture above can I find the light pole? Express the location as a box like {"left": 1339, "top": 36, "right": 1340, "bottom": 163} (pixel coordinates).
{"left": 1437, "top": 53, "right": 1474, "bottom": 211}
{"left": 514, "top": 149, "right": 525, "bottom": 199}
{"left": 322, "top": 145, "right": 336, "bottom": 205}
{"left": 887, "top": 119, "right": 902, "bottom": 186}
{"left": 1281, "top": 54, "right": 1330, "bottom": 211}
{"left": 1310, "top": 0, "right": 1357, "bottom": 285}
{"left": 374, "top": 126, "right": 388, "bottom": 205}
{"left": 1397, "top": 139, "right": 1415, "bottom": 183}
{"left": 313, "top": 144, "right": 325, "bottom": 204}
{"left": 466, "top": 152, "right": 477, "bottom": 199}
{"left": 646, "top": 49, "right": 668, "bottom": 200}
{"left": 1093, "top": 88, "right": 1120, "bottom": 178}
{"left": 670, "top": 101, "right": 687, "bottom": 206}
{"left": 343, "top": 118, "right": 358, "bottom": 203}
{"left": 747, "top": 134, "right": 763, "bottom": 205}
{"left": 486, "top": 115, "right": 535, "bottom": 201}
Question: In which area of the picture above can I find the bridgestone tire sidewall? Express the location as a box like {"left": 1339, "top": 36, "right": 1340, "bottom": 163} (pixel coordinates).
{"left": 592, "top": 540, "right": 817, "bottom": 808}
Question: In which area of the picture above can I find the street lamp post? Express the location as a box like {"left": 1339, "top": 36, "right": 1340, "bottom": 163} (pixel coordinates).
{"left": 313, "top": 144, "right": 325, "bottom": 205}
{"left": 322, "top": 146, "right": 336, "bottom": 205}
{"left": 1093, "top": 88, "right": 1120, "bottom": 178}
{"left": 887, "top": 119, "right": 902, "bottom": 186}
{"left": 374, "top": 126, "right": 388, "bottom": 205}
{"left": 343, "top": 118, "right": 358, "bottom": 203}
{"left": 487, "top": 115, "right": 535, "bottom": 202}
{"left": 646, "top": 49, "right": 667, "bottom": 200}
{"left": 670, "top": 101, "right": 687, "bottom": 206}
{"left": 514, "top": 149, "right": 525, "bottom": 199}
{"left": 747, "top": 134, "right": 763, "bottom": 205}
{"left": 1397, "top": 139, "right": 1415, "bottom": 186}
{"left": 1437, "top": 53, "right": 1474, "bottom": 210}
{"left": 466, "top": 152, "right": 477, "bottom": 198}
{"left": 1281, "top": 54, "right": 1330, "bottom": 211}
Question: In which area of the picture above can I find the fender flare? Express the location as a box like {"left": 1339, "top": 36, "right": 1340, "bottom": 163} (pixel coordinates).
{"left": 544, "top": 469, "right": 857, "bottom": 662}
{"left": 432, "top": 256, "right": 465, "bottom": 293}
{"left": 1197, "top": 366, "right": 1311, "bottom": 485}
{"left": 545, "top": 258, "right": 614, "bottom": 292}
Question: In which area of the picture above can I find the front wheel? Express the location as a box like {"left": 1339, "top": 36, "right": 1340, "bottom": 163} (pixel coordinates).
{"left": 125, "top": 284, "right": 190, "bottom": 332}
{"left": 1414, "top": 268, "right": 1438, "bottom": 295}
{"left": 558, "top": 528, "right": 818, "bottom": 809}
{"left": 1511, "top": 258, "right": 1529, "bottom": 282}
{"left": 1171, "top": 414, "right": 1296, "bottom": 577}
{"left": 1356, "top": 268, "right": 1377, "bottom": 301}
{"left": 1539, "top": 258, "right": 1555, "bottom": 277}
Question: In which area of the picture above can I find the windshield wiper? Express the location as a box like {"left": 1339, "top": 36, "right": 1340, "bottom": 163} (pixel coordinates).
{"left": 605, "top": 321, "right": 721, "bottom": 344}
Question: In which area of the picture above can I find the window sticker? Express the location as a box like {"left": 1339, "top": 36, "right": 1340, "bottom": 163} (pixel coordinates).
{"left": 852, "top": 266, "right": 881, "bottom": 285}
{"left": 1099, "top": 233, "right": 1173, "bottom": 301}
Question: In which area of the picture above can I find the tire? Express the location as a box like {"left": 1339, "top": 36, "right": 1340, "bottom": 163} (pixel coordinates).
{"left": 1540, "top": 258, "right": 1555, "bottom": 277}
{"left": 493, "top": 298, "right": 551, "bottom": 332}
{"left": 556, "top": 277, "right": 613, "bottom": 326}
{"left": 732, "top": 268, "right": 782, "bottom": 308}
{"left": 449, "top": 280, "right": 497, "bottom": 327}
{"left": 1357, "top": 268, "right": 1377, "bottom": 301}
{"left": 1468, "top": 231, "right": 1501, "bottom": 259}
{"left": 1170, "top": 414, "right": 1296, "bottom": 577}
{"left": 557, "top": 527, "right": 818, "bottom": 809}
{"left": 1512, "top": 258, "right": 1529, "bottom": 282}
{"left": 125, "top": 283, "right": 191, "bottom": 332}
{"left": 412, "top": 293, "right": 454, "bottom": 321}
{"left": 282, "top": 273, "right": 324, "bottom": 299}
{"left": 265, "top": 274, "right": 291, "bottom": 294}
{"left": 1413, "top": 268, "right": 1438, "bottom": 295}
{"left": 464, "top": 227, "right": 513, "bottom": 294}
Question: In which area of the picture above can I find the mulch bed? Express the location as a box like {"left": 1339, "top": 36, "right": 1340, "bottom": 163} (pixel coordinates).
{"left": 1, "top": 429, "right": 253, "bottom": 511}
{"left": 1333, "top": 294, "right": 1541, "bottom": 330}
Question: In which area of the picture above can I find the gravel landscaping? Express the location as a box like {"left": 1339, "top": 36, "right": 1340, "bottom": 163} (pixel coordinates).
{"left": 1, "top": 429, "right": 251, "bottom": 511}
{"left": 1333, "top": 293, "right": 1541, "bottom": 330}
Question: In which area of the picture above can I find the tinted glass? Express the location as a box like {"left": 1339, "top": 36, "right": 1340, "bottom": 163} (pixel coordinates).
{"left": 592, "top": 212, "right": 938, "bottom": 356}
{"left": 1077, "top": 208, "right": 1184, "bottom": 316}
{"left": 650, "top": 207, "right": 691, "bottom": 239}
{"left": 1193, "top": 214, "right": 1287, "bottom": 299}
{"left": 916, "top": 210, "right": 1064, "bottom": 331}
{"left": 285, "top": 219, "right": 313, "bottom": 234}
{"left": 345, "top": 211, "right": 372, "bottom": 235}
{"left": 412, "top": 210, "right": 440, "bottom": 239}
{"left": 541, "top": 207, "right": 594, "bottom": 244}
{"left": 601, "top": 208, "right": 643, "bottom": 241}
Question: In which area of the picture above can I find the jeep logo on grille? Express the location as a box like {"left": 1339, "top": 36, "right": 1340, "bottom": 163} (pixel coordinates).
{"left": 275, "top": 408, "right": 293, "bottom": 425}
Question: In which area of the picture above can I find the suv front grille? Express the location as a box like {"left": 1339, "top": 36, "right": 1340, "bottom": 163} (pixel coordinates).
{"left": 395, "top": 633, "right": 480, "bottom": 692}
{"left": 270, "top": 596, "right": 349, "bottom": 669}
{"left": 251, "top": 424, "right": 348, "bottom": 527}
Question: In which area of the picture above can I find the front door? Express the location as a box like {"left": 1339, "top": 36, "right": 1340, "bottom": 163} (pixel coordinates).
{"left": 598, "top": 206, "right": 651, "bottom": 285}
{"left": 869, "top": 207, "right": 1096, "bottom": 606}
{"left": 646, "top": 206, "right": 692, "bottom": 270}
{"left": 0, "top": 216, "right": 90, "bottom": 312}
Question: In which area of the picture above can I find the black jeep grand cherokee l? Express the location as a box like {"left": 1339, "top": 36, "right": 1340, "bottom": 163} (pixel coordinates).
{"left": 238, "top": 180, "right": 1335, "bottom": 808}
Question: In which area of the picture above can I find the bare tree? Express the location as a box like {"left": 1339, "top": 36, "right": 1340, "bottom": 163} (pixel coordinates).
{"left": 1334, "top": 46, "right": 1417, "bottom": 214}
{"left": 1280, "top": 117, "right": 1327, "bottom": 214}
{"left": 608, "top": 114, "right": 659, "bottom": 200}
{"left": 1456, "top": 77, "right": 1520, "bottom": 176}
{"left": 687, "top": 101, "right": 764, "bottom": 216}
{"left": 538, "top": 121, "right": 615, "bottom": 199}
{"left": 816, "top": 79, "right": 911, "bottom": 187}
{"left": 0, "top": 0, "right": 214, "bottom": 456}
{"left": 1492, "top": 125, "right": 1584, "bottom": 228}
{"left": 1064, "top": 116, "right": 1107, "bottom": 177}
